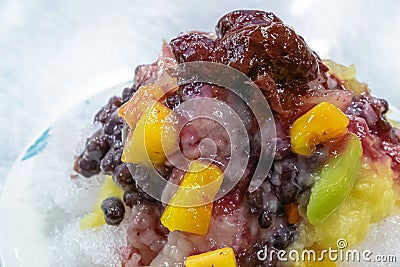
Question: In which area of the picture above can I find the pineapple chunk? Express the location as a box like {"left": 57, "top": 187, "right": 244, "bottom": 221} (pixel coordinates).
{"left": 161, "top": 161, "right": 223, "bottom": 236}
{"left": 79, "top": 176, "right": 124, "bottom": 230}
{"left": 323, "top": 60, "right": 356, "bottom": 80}
{"left": 323, "top": 59, "right": 369, "bottom": 96}
{"left": 185, "top": 247, "right": 237, "bottom": 267}
{"left": 291, "top": 102, "right": 349, "bottom": 156}
{"left": 299, "top": 157, "right": 396, "bottom": 249}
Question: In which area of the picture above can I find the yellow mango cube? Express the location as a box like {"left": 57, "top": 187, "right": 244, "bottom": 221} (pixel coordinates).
{"left": 122, "top": 102, "right": 177, "bottom": 166}
{"left": 186, "top": 247, "right": 237, "bottom": 267}
{"left": 160, "top": 161, "right": 223, "bottom": 236}
{"left": 79, "top": 176, "right": 124, "bottom": 230}
{"left": 118, "top": 84, "right": 165, "bottom": 129}
{"left": 290, "top": 102, "right": 349, "bottom": 156}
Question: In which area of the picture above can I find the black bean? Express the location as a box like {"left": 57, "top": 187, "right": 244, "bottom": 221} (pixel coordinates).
{"left": 123, "top": 190, "right": 140, "bottom": 207}
{"left": 122, "top": 86, "right": 137, "bottom": 102}
{"left": 113, "top": 163, "right": 135, "bottom": 187}
{"left": 136, "top": 185, "right": 157, "bottom": 203}
{"left": 258, "top": 210, "right": 273, "bottom": 229}
{"left": 274, "top": 138, "right": 292, "bottom": 161}
{"left": 94, "top": 96, "right": 123, "bottom": 124}
{"left": 271, "top": 225, "right": 295, "bottom": 250}
{"left": 246, "top": 188, "right": 264, "bottom": 214}
{"left": 84, "top": 133, "right": 109, "bottom": 161}
{"left": 274, "top": 181, "right": 298, "bottom": 204}
{"left": 181, "top": 83, "right": 201, "bottom": 100}
{"left": 275, "top": 204, "right": 286, "bottom": 217}
{"left": 100, "top": 146, "right": 123, "bottom": 173}
{"left": 76, "top": 158, "right": 100, "bottom": 178}
{"left": 101, "top": 197, "right": 125, "bottom": 226}
{"left": 104, "top": 114, "right": 122, "bottom": 136}
{"left": 165, "top": 94, "right": 181, "bottom": 109}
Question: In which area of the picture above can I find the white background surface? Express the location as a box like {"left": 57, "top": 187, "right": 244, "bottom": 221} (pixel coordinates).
{"left": 1, "top": 0, "right": 400, "bottom": 186}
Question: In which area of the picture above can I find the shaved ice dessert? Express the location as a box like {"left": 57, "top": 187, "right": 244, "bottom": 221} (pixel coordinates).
{"left": 45, "top": 10, "right": 400, "bottom": 267}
